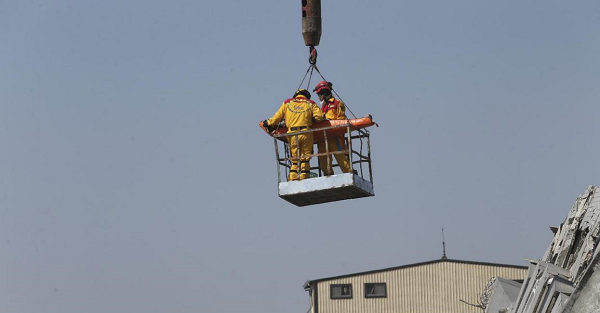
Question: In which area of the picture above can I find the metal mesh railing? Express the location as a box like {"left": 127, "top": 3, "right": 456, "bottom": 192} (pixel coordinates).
{"left": 272, "top": 123, "right": 373, "bottom": 184}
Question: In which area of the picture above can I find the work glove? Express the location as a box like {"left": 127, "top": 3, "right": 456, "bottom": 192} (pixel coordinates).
{"left": 262, "top": 120, "right": 275, "bottom": 133}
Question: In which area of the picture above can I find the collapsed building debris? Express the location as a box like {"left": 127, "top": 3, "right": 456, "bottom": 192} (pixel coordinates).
{"left": 484, "top": 186, "right": 600, "bottom": 313}
{"left": 481, "top": 277, "right": 523, "bottom": 313}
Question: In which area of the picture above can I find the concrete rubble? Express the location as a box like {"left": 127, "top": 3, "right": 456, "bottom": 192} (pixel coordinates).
{"left": 483, "top": 186, "right": 600, "bottom": 313}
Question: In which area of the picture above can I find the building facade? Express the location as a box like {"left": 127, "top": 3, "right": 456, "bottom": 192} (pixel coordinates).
{"left": 304, "top": 258, "right": 527, "bottom": 313}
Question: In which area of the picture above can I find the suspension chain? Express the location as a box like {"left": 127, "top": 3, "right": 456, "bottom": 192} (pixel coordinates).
{"left": 297, "top": 47, "right": 360, "bottom": 120}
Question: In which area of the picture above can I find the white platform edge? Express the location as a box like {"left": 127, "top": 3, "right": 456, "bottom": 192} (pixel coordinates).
{"left": 279, "top": 173, "right": 374, "bottom": 196}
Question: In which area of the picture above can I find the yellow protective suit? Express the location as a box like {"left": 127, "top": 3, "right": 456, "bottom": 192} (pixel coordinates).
{"left": 267, "top": 95, "right": 324, "bottom": 180}
{"left": 318, "top": 97, "right": 352, "bottom": 175}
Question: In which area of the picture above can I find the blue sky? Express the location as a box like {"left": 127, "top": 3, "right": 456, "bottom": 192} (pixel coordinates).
{"left": 2, "top": 1, "right": 600, "bottom": 312}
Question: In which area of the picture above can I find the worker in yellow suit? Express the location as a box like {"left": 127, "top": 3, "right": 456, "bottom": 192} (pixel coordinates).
{"left": 263, "top": 89, "right": 324, "bottom": 181}
{"left": 313, "top": 81, "right": 352, "bottom": 176}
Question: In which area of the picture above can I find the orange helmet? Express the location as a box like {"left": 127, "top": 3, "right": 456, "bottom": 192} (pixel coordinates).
{"left": 313, "top": 81, "right": 332, "bottom": 94}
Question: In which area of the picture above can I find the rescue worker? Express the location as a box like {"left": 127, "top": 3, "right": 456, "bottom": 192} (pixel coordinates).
{"left": 262, "top": 89, "right": 324, "bottom": 181}
{"left": 313, "top": 81, "right": 352, "bottom": 176}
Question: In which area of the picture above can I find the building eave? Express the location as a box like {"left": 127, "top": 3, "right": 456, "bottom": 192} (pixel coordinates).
{"left": 305, "top": 258, "right": 528, "bottom": 285}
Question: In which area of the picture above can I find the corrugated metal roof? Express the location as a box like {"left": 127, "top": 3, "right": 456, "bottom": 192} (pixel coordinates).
{"left": 306, "top": 258, "right": 528, "bottom": 285}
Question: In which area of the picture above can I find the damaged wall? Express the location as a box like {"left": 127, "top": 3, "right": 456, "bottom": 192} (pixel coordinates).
{"left": 485, "top": 186, "right": 600, "bottom": 313}
{"left": 543, "top": 186, "right": 600, "bottom": 285}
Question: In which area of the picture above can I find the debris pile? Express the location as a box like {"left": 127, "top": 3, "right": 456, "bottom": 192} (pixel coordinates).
{"left": 485, "top": 186, "right": 600, "bottom": 313}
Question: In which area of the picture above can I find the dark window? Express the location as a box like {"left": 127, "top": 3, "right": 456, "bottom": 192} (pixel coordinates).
{"left": 364, "top": 283, "right": 387, "bottom": 298}
{"left": 330, "top": 284, "right": 352, "bottom": 299}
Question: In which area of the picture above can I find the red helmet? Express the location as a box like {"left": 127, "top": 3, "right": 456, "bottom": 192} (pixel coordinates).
{"left": 313, "top": 81, "right": 332, "bottom": 94}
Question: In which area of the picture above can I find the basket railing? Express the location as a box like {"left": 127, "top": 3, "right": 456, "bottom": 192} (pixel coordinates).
{"left": 272, "top": 123, "right": 373, "bottom": 184}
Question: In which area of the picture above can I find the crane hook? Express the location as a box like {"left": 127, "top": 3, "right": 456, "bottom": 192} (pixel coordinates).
{"left": 309, "top": 46, "right": 318, "bottom": 65}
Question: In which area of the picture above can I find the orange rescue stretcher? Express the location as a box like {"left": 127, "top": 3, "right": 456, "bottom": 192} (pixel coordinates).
{"left": 258, "top": 115, "right": 376, "bottom": 142}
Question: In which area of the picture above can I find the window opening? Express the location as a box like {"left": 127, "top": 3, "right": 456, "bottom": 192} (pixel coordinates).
{"left": 364, "top": 283, "right": 387, "bottom": 298}
{"left": 330, "top": 284, "right": 352, "bottom": 299}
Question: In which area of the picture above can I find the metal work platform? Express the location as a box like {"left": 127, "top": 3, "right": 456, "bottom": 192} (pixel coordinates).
{"left": 279, "top": 173, "right": 374, "bottom": 206}
{"left": 271, "top": 123, "right": 375, "bottom": 206}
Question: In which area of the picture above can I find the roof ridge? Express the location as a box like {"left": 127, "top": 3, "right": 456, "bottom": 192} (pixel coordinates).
{"left": 306, "top": 258, "right": 528, "bottom": 284}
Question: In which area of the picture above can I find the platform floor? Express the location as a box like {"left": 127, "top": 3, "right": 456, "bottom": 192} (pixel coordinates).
{"left": 278, "top": 173, "right": 374, "bottom": 206}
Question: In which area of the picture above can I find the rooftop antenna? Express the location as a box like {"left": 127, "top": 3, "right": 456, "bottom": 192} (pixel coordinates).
{"left": 441, "top": 227, "right": 448, "bottom": 259}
